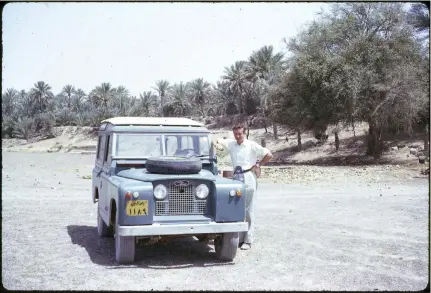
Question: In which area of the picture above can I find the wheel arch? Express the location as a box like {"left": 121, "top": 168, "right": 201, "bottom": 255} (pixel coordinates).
{"left": 109, "top": 198, "right": 117, "bottom": 227}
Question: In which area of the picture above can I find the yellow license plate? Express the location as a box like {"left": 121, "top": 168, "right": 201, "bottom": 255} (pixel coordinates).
{"left": 126, "top": 200, "right": 149, "bottom": 216}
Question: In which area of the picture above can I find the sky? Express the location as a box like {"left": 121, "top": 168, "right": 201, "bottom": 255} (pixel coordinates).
{"left": 2, "top": 2, "right": 327, "bottom": 97}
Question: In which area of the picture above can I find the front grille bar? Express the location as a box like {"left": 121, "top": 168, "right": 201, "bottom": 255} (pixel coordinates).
{"left": 155, "top": 181, "right": 207, "bottom": 216}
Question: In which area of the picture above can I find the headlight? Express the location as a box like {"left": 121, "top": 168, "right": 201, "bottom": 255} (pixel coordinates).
{"left": 196, "top": 184, "right": 209, "bottom": 199}
{"left": 153, "top": 184, "right": 168, "bottom": 200}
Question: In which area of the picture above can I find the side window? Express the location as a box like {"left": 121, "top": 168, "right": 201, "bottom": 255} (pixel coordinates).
{"left": 181, "top": 136, "right": 193, "bottom": 150}
{"left": 104, "top": 135, "right": 111, "bottom": 163}
{"left": 166, "top": 136, "right": 179, "bottom": 154}
{"left": 199, "top": 136, "right": 210, "bottom": 155}
{"left": 96, "top": 136, "right": 103, "bottom": 161}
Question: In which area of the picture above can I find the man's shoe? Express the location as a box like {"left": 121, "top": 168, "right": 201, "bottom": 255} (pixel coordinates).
{"left": 240, "top": 243, "right": 251, "bottom": 250}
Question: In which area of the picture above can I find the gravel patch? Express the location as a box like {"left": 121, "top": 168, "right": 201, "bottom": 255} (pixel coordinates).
{"left": 2, "top": 151, "right": 428, "bottom": 291}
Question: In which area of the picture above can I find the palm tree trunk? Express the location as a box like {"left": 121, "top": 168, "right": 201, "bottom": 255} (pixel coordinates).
{"left": 351, "top": 117, "right": 356, "bottom": 137}
{"left": 335, "top": 130, "right": 340, "bottom": 151}
{"left": 273, "top": 123, "right": 278, "bottom": 139}
{"left": 297, "top": 128, "right": 302, "bottom": 152}
{"left": 161, "top": 94, "right": 165, "bottom": 117}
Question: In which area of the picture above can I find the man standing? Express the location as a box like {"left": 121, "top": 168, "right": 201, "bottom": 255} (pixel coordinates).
{"left": 216, "top": 122, "right": 273, "bottom": 250}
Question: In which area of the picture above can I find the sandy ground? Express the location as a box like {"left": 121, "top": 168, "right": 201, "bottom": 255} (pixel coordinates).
{"left": 1, "top": 151, "right": 429, "bottom": 291}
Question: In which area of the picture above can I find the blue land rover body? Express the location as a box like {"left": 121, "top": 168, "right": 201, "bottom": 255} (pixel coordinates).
{"left": 92, "top": 117, "right": 248, "bottom": 264}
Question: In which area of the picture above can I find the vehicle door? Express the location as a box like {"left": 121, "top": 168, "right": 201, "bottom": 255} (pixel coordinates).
{"left": 100, "top": 133, "right": 113, "bottom": 217}
{"left": 92, "top": 135, "right": 105, "bottom": 203}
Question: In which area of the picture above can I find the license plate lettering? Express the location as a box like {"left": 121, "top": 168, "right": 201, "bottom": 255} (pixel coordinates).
{"left": 126, "top": 200, "right": 148, "bottom": 216}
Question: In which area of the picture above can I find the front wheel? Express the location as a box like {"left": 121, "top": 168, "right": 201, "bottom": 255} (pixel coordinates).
{"left": 115, "top": 210, "right": 135, "bottom": 264}
{"left": 214, "top": 232, "right": 239, "bottom": 261}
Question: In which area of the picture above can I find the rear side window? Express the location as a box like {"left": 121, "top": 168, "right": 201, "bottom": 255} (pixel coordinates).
{"left": 104, "top": 135, "right": 111, "bottom": 162}
{"left": 96, "top": 136, "right": 103, "bottom": 161}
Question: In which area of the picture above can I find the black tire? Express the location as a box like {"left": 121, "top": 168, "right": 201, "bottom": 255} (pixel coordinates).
{"left": 115, "top": 210, "right": 135, "bottom": 264}
{"left": 146, "top": 156, "right": 202, "bottom": 174}
{"left": 214, "top": 232, "right": 239, "bottom": 261}
{"left": 97, "top": 205, "right": 113, "bottom": 237}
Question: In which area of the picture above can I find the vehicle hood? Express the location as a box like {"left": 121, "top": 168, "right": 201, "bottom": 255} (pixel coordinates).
{"left": 116, "top": 168, "right": 217, "bottom": 182}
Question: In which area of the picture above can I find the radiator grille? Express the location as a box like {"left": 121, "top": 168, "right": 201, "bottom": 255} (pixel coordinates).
{"left": 155, "top": 181, "right": 207, "bottom": 216}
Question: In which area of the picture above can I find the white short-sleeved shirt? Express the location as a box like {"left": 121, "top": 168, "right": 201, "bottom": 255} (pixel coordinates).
{"left": 219, "top": 138, "right": 270, "bottom": 170}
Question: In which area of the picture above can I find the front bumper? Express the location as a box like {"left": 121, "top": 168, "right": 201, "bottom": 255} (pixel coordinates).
{"left": 118, "top": 221, "right": 248, "bottom": 237}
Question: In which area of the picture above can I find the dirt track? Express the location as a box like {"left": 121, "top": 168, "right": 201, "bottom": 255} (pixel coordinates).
{"left": 1, "top": 151, "right": 429, "bottom": 290}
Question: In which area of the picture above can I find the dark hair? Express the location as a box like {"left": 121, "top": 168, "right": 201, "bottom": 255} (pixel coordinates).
{"left": 232, "top": 122, "right": 247, "bottom": 133}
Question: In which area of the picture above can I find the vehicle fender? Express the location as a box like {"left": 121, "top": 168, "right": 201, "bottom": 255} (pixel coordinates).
{"left": 212, "top": 177, "right": 246, "bottom": 222}
{"left": 113, "top": 177, "right": 155, "bottom": 226}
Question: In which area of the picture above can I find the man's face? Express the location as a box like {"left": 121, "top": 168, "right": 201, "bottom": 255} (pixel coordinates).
{"left": 233, "top": 128, "right": 245, "bottom": 144}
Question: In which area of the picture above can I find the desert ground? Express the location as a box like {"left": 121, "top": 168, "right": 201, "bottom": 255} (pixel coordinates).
{"left": 1, "top": 149, "right": 429, "bottom": 291}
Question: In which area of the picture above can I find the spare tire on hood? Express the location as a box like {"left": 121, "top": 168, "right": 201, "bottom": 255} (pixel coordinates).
{"left": 146, "top": 156, "right": 202, "bottom": 174}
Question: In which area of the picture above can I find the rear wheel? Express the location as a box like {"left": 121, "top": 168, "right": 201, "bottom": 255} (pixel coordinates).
{"left": 214, "top": 232, "right": 239, "bottom": 261}
{"left": 97, "top": 204, "right": 113, "bottom": 237}
{"left": 114, "top": 210, "right": 135, "bottom": 264}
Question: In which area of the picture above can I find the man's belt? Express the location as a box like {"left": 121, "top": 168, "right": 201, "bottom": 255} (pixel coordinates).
{"left": 234, "top": 166, "right": 253, "bottom": 174}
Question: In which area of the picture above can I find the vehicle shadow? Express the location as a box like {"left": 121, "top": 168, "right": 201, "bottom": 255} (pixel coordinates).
{"left": 66, "top": 225, "right": 235, "bottom": 269}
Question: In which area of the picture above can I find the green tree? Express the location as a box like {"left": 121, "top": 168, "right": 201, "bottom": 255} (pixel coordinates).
{"left": 89, "top": 83, "right": 116, "bottom": 108}
{"left": 189, "top": 78, "right": 212, "bottom": 116}
{"left": 222, "top": 61, "right": 248, "bottom": 114}
{"left": 113, "top": 85, "right": 130, "bottom": 116}
{"left": 61, "top": 84, "right": 75, "bottom": 109}
{"left": 2, "top": 88, "right": 18, "bottom": 116}
{"left": 153, "top": 80, "right": 171, "bottom": 115}
{"left": 30, "top": 81, "right": 54, "bottom": 114}
{"left": 280, "top": 2, "right": 428, "bottom": 158}
{"left": 246, "top": 45, "right": 286, "bottom": 138}
{"left": 164, "top": 82, "right": 191, "bottom": 116}
{"left": 139, "top": 91, "right": 159, "bottom": 116}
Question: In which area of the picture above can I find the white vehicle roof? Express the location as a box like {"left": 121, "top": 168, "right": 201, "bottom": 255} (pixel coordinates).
{"left": 101, "top": 116, "right": 204, "bottom": 127}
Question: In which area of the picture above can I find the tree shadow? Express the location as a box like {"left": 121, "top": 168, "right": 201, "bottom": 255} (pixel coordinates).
{"left": 294, "top": 155, "right": 395, "bottom": 166}
{"left": 268, "top": 134, "right": 418, "bottom": 166}
{"left": 66, "top": 225, "right": 235, "bottom": 269}
{"left": 271, "top": 140, "right": 318, "bottom": 159}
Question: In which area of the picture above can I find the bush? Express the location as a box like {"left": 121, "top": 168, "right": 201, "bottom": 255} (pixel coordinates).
{"left": 2, "top": 116, "right": 16, "bottom": 138}
{"left": 12, "top": 117, "right": 34, "bottom": 139}
{"left": 32, "top": 113, "right": 55, "bottom": 138}
{"left": 56, "top": 109, "right": 76, "bottom": 126}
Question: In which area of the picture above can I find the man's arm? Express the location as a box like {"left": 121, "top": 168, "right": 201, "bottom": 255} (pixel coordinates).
{"left": 251, "top": 142, "right": 273, "bottom": 178}
{"left": 258, "top": 151, "right": 273, "bottom": 166}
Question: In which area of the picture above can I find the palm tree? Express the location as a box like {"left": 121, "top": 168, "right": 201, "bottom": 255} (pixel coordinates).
{"left": 245, "top": 45, "right": 286, "bottom": 139}
{"left": 189, "top": 78, "right": 212, "bottom": 116}
{"left": 89, "top": 83, "right": 116, "bottom": 108}
{"left": 212, "top": 81, "right": 236, "bottom": 115}
{"left": 30, "top": 81, "right": 54, "bottom": 113}
{"left": 153, "top": 80, "right": 171, "bottom": 115}
{"left": 165, "top": 82, "right": 191, "bottom": 116}
{"left": 139, "top": 91, "right": 159, "bottom": 116}
{"left": 61, "top": 84, "right": 75, "bottom": 109}
{"left": 72, "top": 88, "right": 87, "bottom": 112}
{"left": 2, "top": 88, "right": 18, "bottom": 116}
{"left": 246, "top": 45, "right": 285, "bottom": 83}
{"left": 222, "top": 61, "right": 248, "bottom": 114}
{"left": 16, "top": 90, "right": 33, "bottom": 118}
{"left": 114, "top": 85, "right": 130, "bottom": 116}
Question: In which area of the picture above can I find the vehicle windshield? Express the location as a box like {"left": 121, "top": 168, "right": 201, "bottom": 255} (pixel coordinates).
{"left": 164, "top": 134, "right": 210, "bottom": 157}
{"left": 115, "top": 134, "right": 162, "bottom": 157}
{"left": 114, "top": 133, "right": 210, "bottom": 158}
